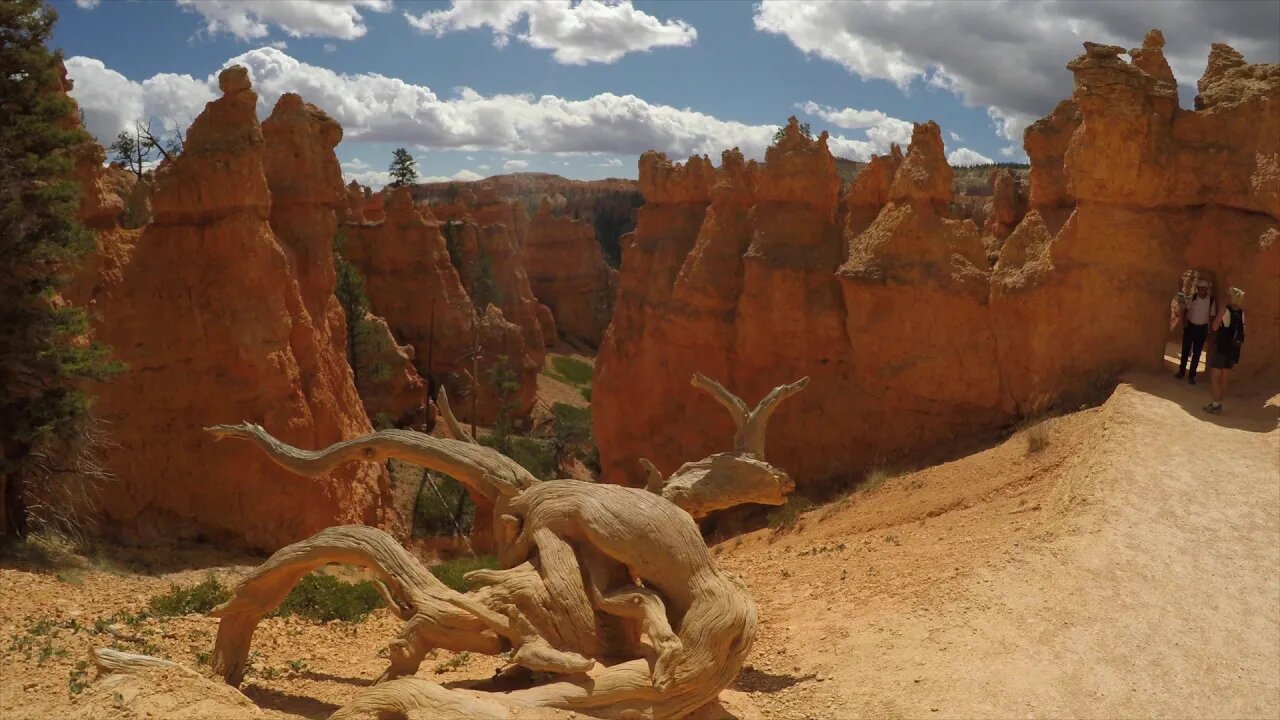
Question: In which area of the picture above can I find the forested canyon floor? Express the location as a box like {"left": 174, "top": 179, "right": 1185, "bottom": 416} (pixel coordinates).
{"left": 3, "top": 371, "right": 1275, "bottom": 719}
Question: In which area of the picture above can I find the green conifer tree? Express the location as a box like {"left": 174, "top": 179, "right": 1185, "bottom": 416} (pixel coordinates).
{"left": 0, "top": 0, "right": 120, "bottom": 538}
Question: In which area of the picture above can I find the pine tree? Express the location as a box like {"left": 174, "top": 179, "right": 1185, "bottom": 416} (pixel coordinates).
{"left": 388, "top": 147, "right": 418, "bottom": 188}
{"left": 0, "top": 0, "right": 120, "bottom": 538}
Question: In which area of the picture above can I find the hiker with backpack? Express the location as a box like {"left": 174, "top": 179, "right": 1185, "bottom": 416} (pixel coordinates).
{"left": 1204, "top": 287, "right": 1246, "bottom": 415}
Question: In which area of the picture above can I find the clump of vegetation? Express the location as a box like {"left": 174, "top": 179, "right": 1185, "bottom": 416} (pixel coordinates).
{"left": 148, "top": 576, "right": 231, "bottom": 617}
{"left": 580, "top": 386, "right": 592, "bottom": 403}
{"left": 67, "top": 659, "right": 89, "bottom": 696}
{"left": 434, "top": 650, "right": 471, "bottom": 673}
{"left": 505, "top": 435, "right": 557, "bottom": 480}
{"left": 2, "top": 0, "right": 124, "bottom": 541}
{"left": 546, "top": 356, "right": 593, "bottom": 387}
{"left": 429, "top": 555, "right": 498, "bottom": 593}
{"left": 333, "top": 231, "right": 391, "bottom": 392}
{"left": 767, "top": 496, "right": 815, "bottom": 531}
{"left": 412, "top": 470, "right": 475, "bottom": 537}
{"left": 274, "top": 572, "right": 384, "bottom": 623}
{"left": 1024, "top": 420, "right": 1051, "bottom": 454}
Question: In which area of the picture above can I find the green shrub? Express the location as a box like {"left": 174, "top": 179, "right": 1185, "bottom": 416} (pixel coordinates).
{"left": 507, "top": 436, "right": 558, "bottom": 481}
{"left": 412, "top": 471, "right": 475, "bottom": 537}
{"left": 549, "top": 356, "right": 593, "bottom": 386}
{"left": 580, "top": 387, "right": 592, "bottom": 403}
{"left": 148, "top": 576, "right": 231, "bottom": 617}
{"left": 274, "top": 572, "right": 384, "bottom": 623}
{"left": 430, "top": 555, "right": 498, "bottom": 593}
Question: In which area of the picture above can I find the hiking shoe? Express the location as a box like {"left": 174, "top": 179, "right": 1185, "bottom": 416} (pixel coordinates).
{"left": 1188, "top": 375, "right": 1197, "bottom": 385}
{"left": 1204, "top": 402, "right": 1222, "bottom": 414}
{"left": 1175, "top": 370, "right": 1186, "bottom": 379}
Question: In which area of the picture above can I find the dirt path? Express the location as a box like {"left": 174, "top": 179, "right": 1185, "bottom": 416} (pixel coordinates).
{"left": 2, "top": 372, "right": 1275, "bottom": 719}
{"left": 721, "top": 372, "right": 1279, "bottom": 718}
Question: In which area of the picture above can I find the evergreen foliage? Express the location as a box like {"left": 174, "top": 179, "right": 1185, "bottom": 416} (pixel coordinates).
{"left": 388, "top": 147, "right": 418, "bottom": 188}
{"left": 1, "top": 0, "right": 121, "bottom": 538}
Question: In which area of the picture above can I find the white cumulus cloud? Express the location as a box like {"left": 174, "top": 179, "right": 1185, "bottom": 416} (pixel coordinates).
{"left": 797, "top": 101, "right": 914, "bottom": 155}
{"left": 65, "top": 47, "right": 901, "bottom": 168}
{"left": 404, "top": 0, "right": 697, "bottom": 64}
{"left": 755, "top": 0, "right": 1280, "bottom": 144}
{"left": 176, "top": 0, "right": 392, "bottom": 41}
{"left": 503, "top": 159, "right": 530, "bottom": 170}
{"left": 947, "top": 147, "right": 995, "bottom": 166}
{"left": 75, "top": 0, "right": 100, "bottom": 8}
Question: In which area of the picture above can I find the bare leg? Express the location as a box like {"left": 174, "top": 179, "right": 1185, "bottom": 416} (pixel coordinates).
{"left": 1210, "top": 368, "right": 1222, "bottom": 403}
{"left": 1218, "top": 369, "right": 1231, "bottom": 403}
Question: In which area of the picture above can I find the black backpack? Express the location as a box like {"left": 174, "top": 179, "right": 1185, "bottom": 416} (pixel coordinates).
{"left": 1228, "top": 307, "right": 1246, "bottom": 346}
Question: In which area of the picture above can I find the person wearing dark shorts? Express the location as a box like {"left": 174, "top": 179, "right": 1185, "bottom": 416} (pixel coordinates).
{"left": 1205, "top": 287, "right": 1246, "bottom": 415}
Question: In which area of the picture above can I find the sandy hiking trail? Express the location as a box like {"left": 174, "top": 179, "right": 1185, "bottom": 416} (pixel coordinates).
{"left": 718, "top": 372, "right": 1279, "bottom": 719}
{"left": 1, "top": 371, "right": 1276, "bottom": 719}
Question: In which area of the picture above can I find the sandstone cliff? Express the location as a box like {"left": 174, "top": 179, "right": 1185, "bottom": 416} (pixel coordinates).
{"left": 524, "top": 199, "right": 616, "bottom": 346}
{"left": 70, "top": 68, "right": 397, "bottom": 550}
{"left": 342, "top": 189, "right": 537, "bottom": 424}
{"left": 595, "top": 35, "right": 1279, "bottom": 492}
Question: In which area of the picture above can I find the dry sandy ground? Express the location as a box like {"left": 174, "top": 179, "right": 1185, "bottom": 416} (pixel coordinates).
{"left": 1, "top": 370, "right": 1276, "bottom": 719}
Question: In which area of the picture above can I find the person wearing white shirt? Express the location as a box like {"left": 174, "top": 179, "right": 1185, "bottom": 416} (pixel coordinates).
{"left": 1175, "top": 281, "right": 1215, "bottom": 384}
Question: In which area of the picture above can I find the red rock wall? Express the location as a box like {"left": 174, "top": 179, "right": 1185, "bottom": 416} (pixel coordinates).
{"left": 595, "top": 35, "right": 1279, "bottom": 491}
{"left": 342, "top": 189, "right": 537, "bottom": 424}
{"left": 524, "top": 200, "right": 616, "bottom": 346}
{"left": 72, "top": 69, "right": 398, "bottom": 551}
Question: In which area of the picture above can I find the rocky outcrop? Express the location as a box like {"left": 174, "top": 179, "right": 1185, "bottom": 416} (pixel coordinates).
{"left": 343, "top": 180, "right": 367, "bottom": 223}
{"left": 983, "top": 168, "right": 1027, "bottom": 241}
{"left": 523, "top": 199, "right": 616, "bottom": 346}
{"left": 595, "top": 33, "right": 1279, "bottom": 492}
{"left": 70, "top": 67, "right": 397, "bottom": 551}
{"left": 1024, "top": 99, "right": 1080, "bottom": 210}
{"left": 354, "top": 312, "right": 429, "bottom": 428}
{"left": 54, "top": 61, "right": 134, "bottom": 229}
{"left": 342, "top": 189, "right": 537, "bottom": 424}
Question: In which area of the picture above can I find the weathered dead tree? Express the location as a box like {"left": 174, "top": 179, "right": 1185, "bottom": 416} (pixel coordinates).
{"left": 643, "top": 373, "right": 809, "bottom": 518}
{"left": 184, "top": 376, "right": 781, "bottom": 717}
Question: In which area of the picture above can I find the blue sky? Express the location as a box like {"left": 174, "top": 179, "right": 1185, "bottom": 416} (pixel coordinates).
{"left": 51, "top": 0, "right": 1280, "bottom": 187}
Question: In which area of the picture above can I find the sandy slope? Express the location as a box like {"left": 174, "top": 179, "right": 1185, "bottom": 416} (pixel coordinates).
{"left": 718, "top": 372, "right": 1279, "bottom": 719}
{"left": 1, "top": 371, "right": 1275, "bottom": 719}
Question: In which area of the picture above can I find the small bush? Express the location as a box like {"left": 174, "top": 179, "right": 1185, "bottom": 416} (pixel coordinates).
{"left": 549, "top": 356, "right": 593, "bottom": 386}
{"left": 274, "top": 572, "right": 384, "bottom": 623}
{"left": 430, "top": 555, "right": 498, "bottom": 593}
{"left": 1025, "top": 421, "right": 1050, "bottom": 454}
{"left": 507, "top": 436, "right": 558, "bottom": 481}
{"left": 767, "top": 497, "right": 815, "bottom": 531}
{"left": 148, "top": 576, "right": 231, "bottom": 617}
{"left": 580, "top": 386, "right": 592, "bottom": 403}
{"left": 413, "top": 472, "right": 475, "bottom": 537}
{"left": 861, "top": 468, "right": 892, "bottom": 493}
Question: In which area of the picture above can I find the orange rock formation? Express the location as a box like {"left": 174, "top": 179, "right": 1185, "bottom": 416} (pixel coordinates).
{"left": 342, "top": 189, "right": 537, "bottom": 424}
{"left": 596, "top": 35, "right": 1278, "bottom": 491}
{"left": 523, "top": 199, "right": 616, "bottom": 346}
{"left": 70, "top": 68, "right": 397, "bottom": 550}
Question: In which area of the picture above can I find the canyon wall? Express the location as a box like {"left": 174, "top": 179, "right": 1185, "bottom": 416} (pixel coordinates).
{"left": 594, "top": 32, "right": 1279, "bottom": 491}
{"left": 524, "top": 199, "right": 617, "bottom": 346}
{"left": 341, "top": 190, "right": 538, "bottom": 424}
{"left": 70, "top": 69, "right": 398, "bottom": 551}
